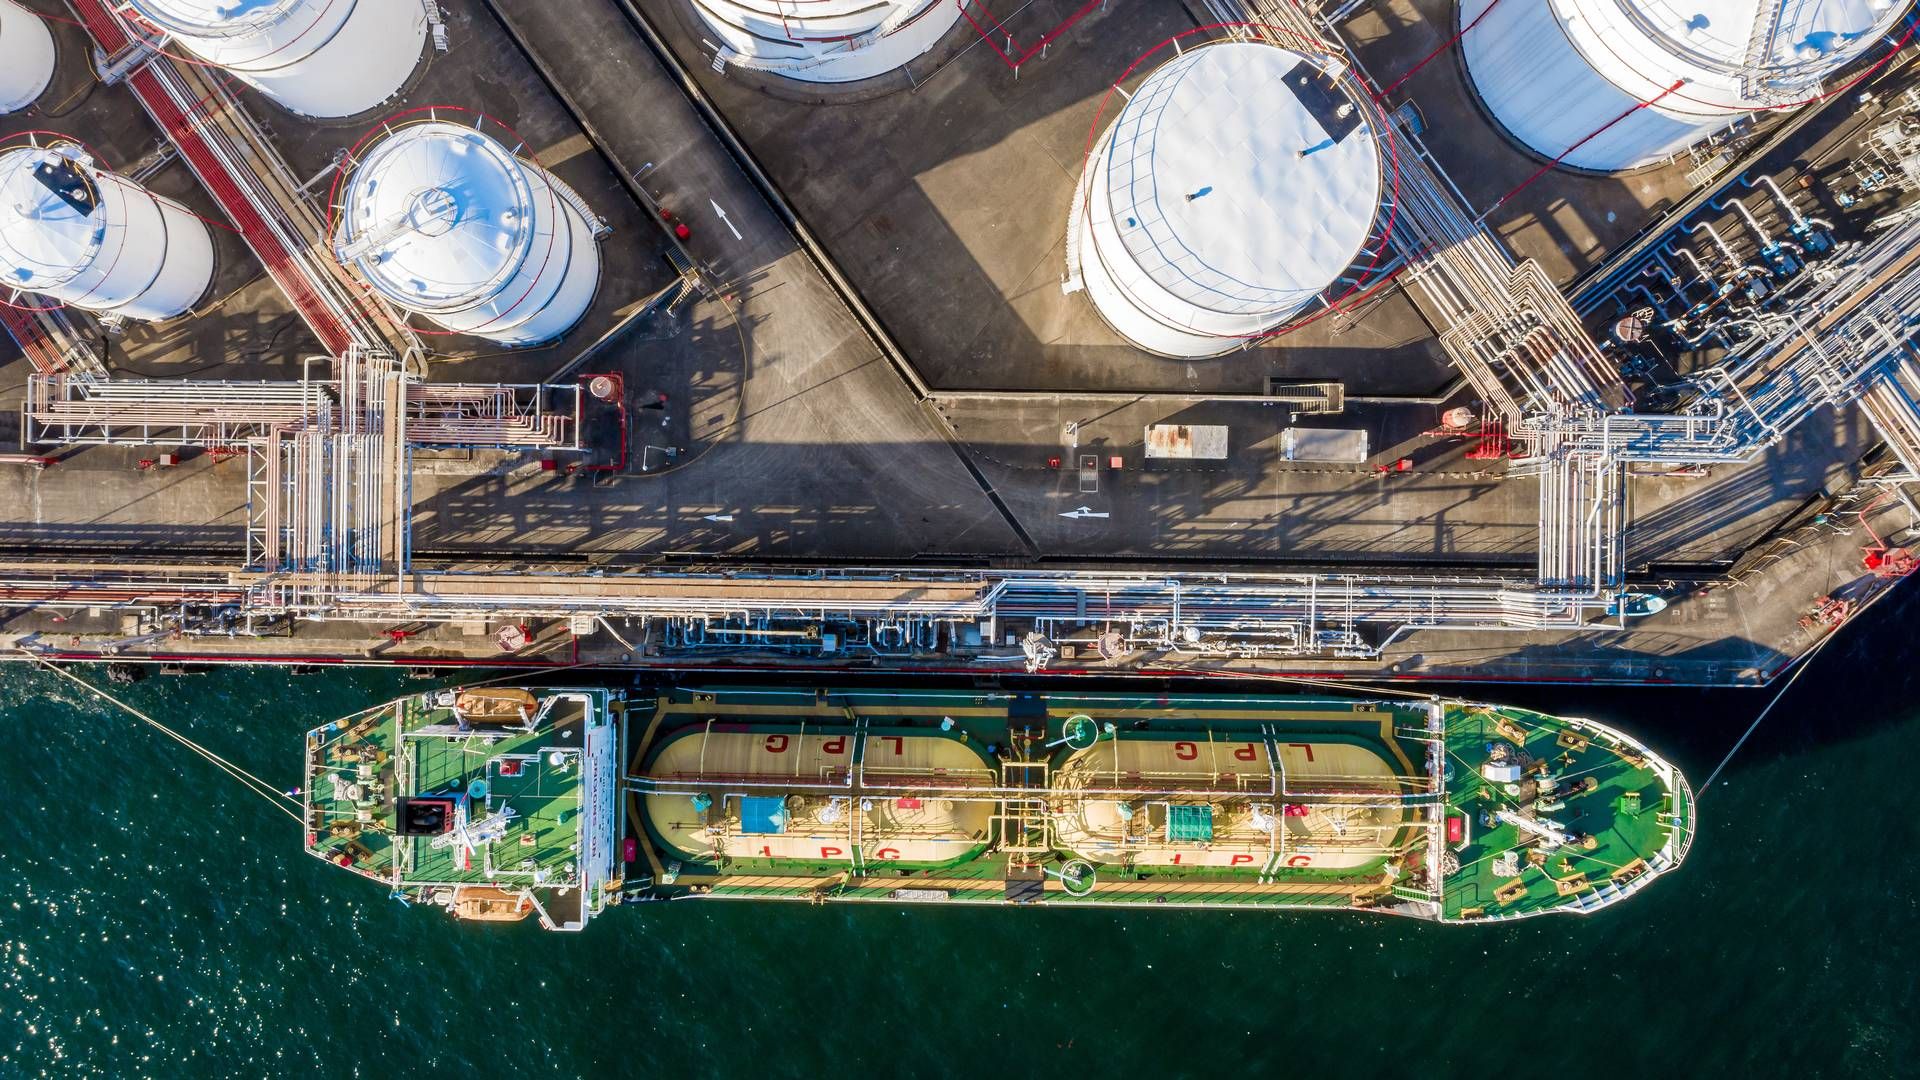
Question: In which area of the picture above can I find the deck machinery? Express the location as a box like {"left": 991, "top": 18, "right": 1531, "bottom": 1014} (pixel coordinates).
{"left": 305, "top": 686, "right": 1694, "bottom": 928}
{"left": 304, "top": 687, "right": 623, "bottom": 931}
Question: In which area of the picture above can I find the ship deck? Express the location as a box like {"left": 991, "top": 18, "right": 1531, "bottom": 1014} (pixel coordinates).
{"left": 621, "top": 686, "right": 1692, "bottom": 920}
{"left": 1439, "top": 704, "right": 1693, "bottom": 920}
{"left": 303, "top": 687, "right": 623, "bottom": 928}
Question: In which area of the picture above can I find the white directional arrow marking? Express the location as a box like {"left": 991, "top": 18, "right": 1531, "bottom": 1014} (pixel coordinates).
{"left": 710, "top": 199, "right": 742, "bottom": 241}
{"left": 703, "top": 513, "right": 734, "bottom": 522}
{"left": 1058, "top": 506, "right": 1110, "bottom": 520}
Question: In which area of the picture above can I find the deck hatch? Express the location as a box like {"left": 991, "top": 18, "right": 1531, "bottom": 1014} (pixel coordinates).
{"left": 1166, "top": 804, "right": 1215, "bottom": 843}
{"left": 739, "top": 795, "right": 787, "bottom": 834}
{"left": 1284, "top": 59, "right": 1364, "bottom": 144}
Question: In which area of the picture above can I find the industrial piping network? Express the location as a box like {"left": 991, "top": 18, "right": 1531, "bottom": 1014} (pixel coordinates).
{"left": 2, "top": 0, "right": 1919, "bottom": 665}
{"left": 0, "top": 3, "right": 589, "bottom": 603}
{"left": 66, "top": 1, "right": 387, "bottom": 356}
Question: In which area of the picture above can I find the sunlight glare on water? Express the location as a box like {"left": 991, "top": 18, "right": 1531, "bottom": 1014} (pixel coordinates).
{"left": 0, "top": 587, "right": 1917, "bottom": 1076}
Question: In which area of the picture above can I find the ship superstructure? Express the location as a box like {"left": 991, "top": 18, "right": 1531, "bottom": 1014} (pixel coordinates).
{"left": 303, "top": 686, "right": 623, "bottom": 931}
{"left": 306, "top": 685, "right": 1694, "bottom": 926}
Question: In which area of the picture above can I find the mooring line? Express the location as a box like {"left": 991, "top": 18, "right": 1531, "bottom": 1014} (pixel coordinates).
{"left": 23, "top": 656, "right": 304, "bottom": 824}
{"left": 1698, "top": 630, "right": 1836, "bottom": 798}
{"left": 1207, "top": 667, "right": 1438, "bottom": 701}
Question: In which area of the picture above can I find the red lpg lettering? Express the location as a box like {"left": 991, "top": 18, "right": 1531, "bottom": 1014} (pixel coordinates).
{"left": 874, "top": 847, "right": 902, "bottom": 860}
{"left": 820, "top": 846, "right": 844, "bottom": 859}
{"left": 763, "top": 734, "right": 790, "bottom": 753}
{"left": 758, "top": 846, "right": 772, "bottom": 857}
{"left": 1234, "top": 744, "right": 1258, "bottom": 761}
{"left": 1229, "top": 854, "right": 1256, "bottom": 865}
{"left": 1286, "top": 855, "right": 1312, "bottom": 867}
{"left": 1171, "top": 853, "right": 1183, "bottom": 865}
{"left": 822, "top": 736, "right": 847, "bottom": 754}
{"left": 1174, "top": 741, "right": 1199, "bottom": 760}
{"left": 882, "top": 735, "right": 904, "bottom": 755}
{"left": 1288, "top": 742, "right": 1316, "bottom": 762}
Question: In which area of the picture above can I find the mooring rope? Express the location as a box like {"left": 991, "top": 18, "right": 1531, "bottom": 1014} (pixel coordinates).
{"left": 24, "top": 656, "right": 305, "bottom": 825}
{"left": 1698, "top": 630, "right": 1836, "bottom": 798}
{"left": 1209, "top": 667, "right": 1438, "bottom": 701}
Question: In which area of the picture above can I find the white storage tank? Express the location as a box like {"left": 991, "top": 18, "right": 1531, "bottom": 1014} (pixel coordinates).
{"left": 332, "top": 120, "right": 602, "bottom": 346}
{"left": 0, "top": 142, "right": 214, "bottom": 321}
{"left": 1064, "top": 42, "right": 1385, "bottom": 359}
{"left": 123, "top": 0, "right": 427, "bottom": 119}
{"left": 0, "top": 0, "right": 56, "bottom": 114}
{"left": 690, "top": 0, "right": 963, "bottom": 83}
{"left": 1461, "top": 0, "right": 1910, "bottom": 173}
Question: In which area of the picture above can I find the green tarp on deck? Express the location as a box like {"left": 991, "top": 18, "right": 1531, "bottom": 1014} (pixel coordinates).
{"left": 1166, "top": 804, "right": 1214, "bottom": 843}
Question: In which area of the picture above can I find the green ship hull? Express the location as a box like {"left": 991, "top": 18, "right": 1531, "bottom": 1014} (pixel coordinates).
{"left": 303, "top": 686, "right": 1694, "bottom": 928}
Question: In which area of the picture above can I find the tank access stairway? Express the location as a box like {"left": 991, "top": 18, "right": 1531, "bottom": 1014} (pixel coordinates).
{"left": 0, "top": 305, "right": 107, "bottom": 381}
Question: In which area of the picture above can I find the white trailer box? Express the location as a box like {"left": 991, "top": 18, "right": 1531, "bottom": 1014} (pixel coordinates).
{"left": 1144, "top": 424, "right": 1230, "bottom": 460}
{"left": 1282, "top": 426, "right": 1368, "bottom": 463}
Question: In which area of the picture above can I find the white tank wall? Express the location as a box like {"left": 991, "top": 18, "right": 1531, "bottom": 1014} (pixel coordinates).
{"left": 1072, "top": 151, "right": 1269, "bottom": 358}
{"left": 1462, "top": 0, "right": 1909, "bottom": 172}
{"left": 0, "top": 0, "right": 57, "bottom": 114}
{"left": 0, "top": 147, "right": 213, "bottom": 321}
{"left": 692, "top": 0, "right": 962, "bottom": 83}
{"left": 334, "top": 123, "right": 601, "bottom": 346}
{"left": 127, "top": 0, "right": 426, "bottom": 118}
{"left": 1065, "top": 44, "right": 1384, "bottom": 359}
{"left": 429, "top": 162, "right": 600, "bottom": 345}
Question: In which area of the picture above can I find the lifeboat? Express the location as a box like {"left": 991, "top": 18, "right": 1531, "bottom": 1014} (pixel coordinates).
{"left": 449, "top": 885, "right": 533, "bottom": 923}
{"left": 450, "top": 688, "right": 537, "bottom": 727}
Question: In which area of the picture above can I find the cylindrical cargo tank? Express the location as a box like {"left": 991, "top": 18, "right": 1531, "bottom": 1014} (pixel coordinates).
{"left": 0, "top": 0, "right": 55, "bottom": 114}
{"left": 0, "top": 143, "right": 214, "bottom": 320}
{"left": 123, "top": 0, "right": 427, "bottom": 119}
{"left": 1461, "top": 0, "right": 1909, "bottom": 173}
{"left": 332, "top": 120, "right": 601, "bottom": 346}
{"left": 688, "top": 0, "right": 963, "bottom": 83}
{"left": 1064, "top": 42, "right": 1385, "bottom": 358}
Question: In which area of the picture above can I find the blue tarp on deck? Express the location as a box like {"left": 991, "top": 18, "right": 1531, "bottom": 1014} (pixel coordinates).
{"left": 739, "top": 796, "right": 787, "bottom": 834}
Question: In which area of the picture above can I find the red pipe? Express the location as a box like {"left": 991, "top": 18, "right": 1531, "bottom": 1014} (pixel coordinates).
{"left": 957, "top": 0, "right": 1109, "bottom": 71}
{"left": 1486, "top": 80, "right": 1689, "bottom": 218}
{"left": 1380, "top": 0, "right": 1503, "bottom": 98}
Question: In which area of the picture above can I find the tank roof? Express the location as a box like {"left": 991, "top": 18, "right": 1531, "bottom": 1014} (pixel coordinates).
{"left": 126, "top": 0, "right": 305, "bottom": 35}
{"left": 0, "top": 146, "right": 104, "bottom": 289}
{"left": 1568, "top": 0, "right": 1901, "bottom": 72}
{"left": 1103, "top": 43, "right": 1381, "bottom": 318}
{"left": 335, "top": 121, "right": 539, "bottom": 312}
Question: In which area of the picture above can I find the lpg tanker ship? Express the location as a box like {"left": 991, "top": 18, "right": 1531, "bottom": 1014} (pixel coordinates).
{"left": 302, "top": 686, "right": 1694, "bottom": 930}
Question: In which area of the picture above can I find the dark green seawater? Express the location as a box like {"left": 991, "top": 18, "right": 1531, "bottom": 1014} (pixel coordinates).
{"left": 4, "top": 591, "right": 1918, "bottom": 1078}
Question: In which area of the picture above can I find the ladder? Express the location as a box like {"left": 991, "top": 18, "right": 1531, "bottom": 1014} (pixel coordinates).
{"left": 993, "top": 760, "right": 1053, "bottom": 870}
